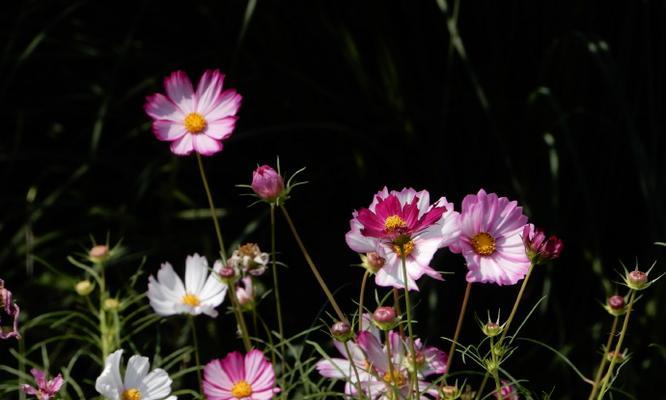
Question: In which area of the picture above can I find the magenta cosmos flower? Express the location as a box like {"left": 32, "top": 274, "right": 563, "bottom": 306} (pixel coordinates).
{"left": 346, "top": 187, "right": 460, "bottom": 290}
{"left": 20, "top": 368, "right": 64, "bottom": 400}
{"left": 451, "top": 189, "right": 529, "bottom": 285}
{"left": 203, "top": 350, "right": 279, "bottom": 400}
{"left": 251, "top": 165, "right": 285, "bottom": 202}
{"left": 144, "top": 69, "right": 241, "bottom": 156}
{"left": 522, "top": 224, "right": 563, "bottom": 264}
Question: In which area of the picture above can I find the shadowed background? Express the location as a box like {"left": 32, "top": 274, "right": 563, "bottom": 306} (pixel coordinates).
{"left": 1, "top": 1, "right": 665, "bottom": 398}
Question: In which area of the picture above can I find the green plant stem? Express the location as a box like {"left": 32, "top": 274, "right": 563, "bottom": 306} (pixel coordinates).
{"left": 596, "top": 290, "right": 636, "bottom": 400}
{"left": 343, "top": 341, "right": 366, "bottom": 400}
{"left": 270, "top": 205, "right": 285, "bottom": 345}
{"left": 99, "top": 269, "right": 109, "bottom": 361}
{"left": 228, "top": 283, "right": 253, "bottom": 352}
{"left": 490, "top": 336, "right": 503, "bottom": 400}
{"left": 189, "top": 316, "right": 203, "bottom": 395}
{"left": 477, "top": 262, "right": 535, "bottom": 399}
{"left": 587, "top": 316, "right": 619, "bottom": 400}
{"left": 400, "top": 253, "right": 420, "bottom": 400}
{"left": 279, "top": 205, "right": 346, "bottom": 322}
{"left": 384, "top": 329, "right": 401, "bottom": 399}
{"left": 195, "top": 153, "right": 227, "bottom": 261}
{"left": 447, "top": 281, "right": 473, "bottom": 375}
{"left": 358, "top": 270, "right": 370, "bottom": 331}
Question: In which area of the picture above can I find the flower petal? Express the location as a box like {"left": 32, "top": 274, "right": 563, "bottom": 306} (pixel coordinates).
{"left": 144, "top": 93, "right": 185, "bottom": 122}
{"left": 205, "top": 116, "right": 237, "bottom": 140}
{"left": 196, "top": 69, "right": 226, "bottom": 115}
{"left": 204, "top": 89, "right": 242, "bottom": 120}
{"left": 169, "top": 133, "right": 194, "bottom": 156}
{"left": 152, "top": 120, "right": 187, "bottom": 142}
{"left": 165, "top": 71, "right": 195, "bottom": 113}
{"left": 192, "top": 134, "right": 223, "bottom": 156}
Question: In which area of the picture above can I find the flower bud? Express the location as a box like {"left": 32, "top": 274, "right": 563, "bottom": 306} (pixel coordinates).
{"left": 89, "top": 245, "right": 110, "bottom": 264}
{"left": 482, "top": 321, "right": 502, "bottom": 338}
{"left": 372, "top": 306, "right": 398, "bottom": 331}
{"left": 361, "top": 252, "right": 385, "bottom": 274}
{"left": 330, "top": 321, "right": 353, "bottom": 342}
{"left": 103, "top": 298, "right": 120, "bottom": 310}
{"left": 606, "top": 349, "right": 628, "bottom": 363}
{"left": 604, "top": 295, "right": 626, "bottom": 316}
{"left": 440, "top": 384, "right": 461, "bottom": 400}
{"left": 251, "top": 165, "right": 285, "bottom": 202}
{"left": 75, "top": 280, "right": 94, "bottom": 296}
{"left": 522, "top": 224, "right": 563, "bottom": 265}
{"left": 235, "top": 277, "right": 255, "bottom": 311}
{"left": 627, "top": 270, "right": 647, "bottom": 290}
{"left": 219, "top": 266, "right": 237, "bottom": 283}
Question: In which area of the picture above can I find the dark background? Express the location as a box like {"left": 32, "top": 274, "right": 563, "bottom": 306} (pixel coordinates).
{"left": 1, "top": 1, "right": 665, "bottom": 398}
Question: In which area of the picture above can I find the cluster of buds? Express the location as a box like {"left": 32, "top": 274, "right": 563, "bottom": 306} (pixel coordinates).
{"left": 220, "top": 243, "right": 271, "bottom": 311}
{"left": 522, "top": 224, "right": 563, "bottom": 265}
{"left": 0, "top": 279, "right": 21, "bottom": 340}
{"left": 245, "top": 163, "right": 306, "bottom": 206}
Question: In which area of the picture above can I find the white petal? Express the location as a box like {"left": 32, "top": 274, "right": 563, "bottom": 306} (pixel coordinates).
{"left": 95, "top": 349, "right": 124, "bottom": 399}
{"left": 140, "top": 368, "right": 173, "bottom": 399}
{"left": 185, "top": 254, "right": 208, "bottom": 295}
{"left": 124, "top": 355, "right": 150, "bottom": 390}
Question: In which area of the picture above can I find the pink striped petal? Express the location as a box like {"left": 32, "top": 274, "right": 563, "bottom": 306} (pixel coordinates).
{"left": 152, "top": 120, "right": 187, "bottom": 141}
{"left": 193, "top": 134, "right": 223, "bottom": 156}
{"left": 169, "top": 134, "right": 194, "bottom": 156}
{"left": 144, "top": 93, "right": 185, "bottom": 121}
{"left": 205, "top": 89, "right": 242, "bottom": 120}
{"left": 205, "top": 116, "right": 237, "bottom": 140}
{"left": 196, "top": 69, "right": 226, "bottom": 115}
{"left": 165, "top": 71, "right": 195, "bottom": 113}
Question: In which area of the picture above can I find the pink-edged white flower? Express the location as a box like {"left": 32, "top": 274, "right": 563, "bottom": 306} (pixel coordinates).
{"left": 148, "top": 254, "right": 227, "bottom": 318}
{"left": 20, "top": 368, "right": 64, "bottom": 400}
{"left": 346, "top": 187, "right": 460, "bottom": 291}
{"left": 203, "top": 349, "right": 279, "bottom": 400}
{"left": 144, "top": 69, "right": 241, "bottom": 156}
{"left": 451, "top": 189, "right": 530, "bottom": 286}
{"left": 95, "top": 349, "right": 176, "bottom": 400}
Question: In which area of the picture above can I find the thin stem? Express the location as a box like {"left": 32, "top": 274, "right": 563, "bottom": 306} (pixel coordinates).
{"left": 189, "top": 316, "right": 203, "bottom": 395}
{"left": 392, "top": 288, "right": 405, "bottom": 337}
{"left": 358, "top": 270, "right": 370, "bottom": 331}
{"left": 447, "top": 281, "right": 473, "bottom": 374}
{"left": 279, "top": 205, "right": 346, "bottom": 322}
{"left": 254, "top": 313, "right": 283, "bottom": 399}
{"left": 270, "top": 205, "right": 285, "bottom": 345}
{"left": 475, "top": 374, "right": 490, "bottom": 400}
{"left": 228, "top": 283, "right": 253, "bottom": 352}
{"left": 400, "top": 253, "right": 420, "bottom": 399}
{"left": 490, "top": 336, "right": 503, "bottom": 400}
{"left": 596, "top": 290, "right": 636, "bottom": 400}
{"left": 195, "top": 153, "right": 227, "bottom": 260}
{"left": 587, "top": 316, "right": 619, "bottom": 400}
{"left": 343, "top": 341, "right": 366, "bottom": 400}
{"left": 99, "top": 268, "right": 109, "bottom": 360}
{"left": 384, "top": 330, "right": 401, "bottom": 399}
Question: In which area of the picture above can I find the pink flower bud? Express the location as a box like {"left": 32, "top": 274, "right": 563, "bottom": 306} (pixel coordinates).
{"left": 89, "top": 245, "right": 110, "bottom": 263}
{"left": 251, "top": 165, "right": 284, "bottom": 202}
{"left": 330, "top": 321, "right": 353, "bottom": 342}
{"left": 372, "top": 306, "right": 398, "bottom": 330}
{"left": 522, "top": 224, "right": 563, "bottom": 264}
{"left": 628, "top": 270, "right": 647, "bottom": 288}
{"left": 0, "top": 279, "right": 21, "bottom": 340}
{"left": 362, "top": 252, "right": 385, "bottom": 273}
{"left": 607, "top": 295, "right": 624, "bottom": 310}
{"left": 219, "top": 266, "right": 237, "bottom": 282}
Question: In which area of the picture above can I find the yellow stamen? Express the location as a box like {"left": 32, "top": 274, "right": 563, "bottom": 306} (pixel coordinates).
{"left": 182, "top": 293, "right": 200, "bottom": 307}
{"left": 184, "top": 112, "right": 207, "bottom": 134}
{"left": 384, "top": 215, "right": 407, "bottom": 232}
{"left": 122, "top": 388, "right": 141, "bottom": 400}
{"left": 382, "top": 370, "right": 406, "bottom": 387}
{"left": 392, "top": 237, "right": 415, "bottom": 257}
{"left": 231, "top": 380, "right": 253, "bottom": 398}
{"left": 471, "top": 232, "right": 496, "bottom": 256}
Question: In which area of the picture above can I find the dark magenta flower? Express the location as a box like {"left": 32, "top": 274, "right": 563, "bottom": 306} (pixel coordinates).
{"left": 20, "top": 368, "right": 64, "bottom": 400}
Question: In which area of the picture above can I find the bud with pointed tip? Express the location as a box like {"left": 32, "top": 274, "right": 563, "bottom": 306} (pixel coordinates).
{"left": 251, "top": 165, "right": 285, "bottom": 202}
{"left": 372, "top": 306, "right": 398, "bottom": 331}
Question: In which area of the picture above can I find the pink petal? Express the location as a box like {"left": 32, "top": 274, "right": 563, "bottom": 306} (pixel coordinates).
{"left": 205, "top": 89, "right": 242, "bottom": 120}
{"left": 196, "top": 69, "right": 226, "bottom": 115}
{"left": 169, "top": 133, "right": 194, "bottom": 156}
{"left": 205, "top": 116, "right": 237, "bottom": 140}
{"left": 221, "top": 352, "right": 245, "bottom": 383}
{"left": 203, "top": 359, "right": 233, "bottom": 395}
{"left": 144, "top": 93, "right": 185, "bottom": 121}
{"left": 192, "top": 134, "right": 223, "bottom": 156}
{"left": 152, "top": 120, "right": 187, "bottom": 142}
{"left": 165, "top": 71, "right": 195, "bottom": 113}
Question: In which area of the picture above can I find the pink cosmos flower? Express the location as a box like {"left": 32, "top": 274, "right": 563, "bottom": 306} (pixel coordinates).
{"left": 144, "top": 69, "right": 241, "bottom": 156}
{"left": 203, "top": 349, "right": 279, "bottom": 400}
{"left": 251, "top": 165, "right": 285, "bottom": 202}
{"left": 0, "top": 278, "right": 20, "bottom": 340}
{"left": 522, "top": 224, "right": 563, "bottom": 264}
{"left": 451, "top": 189, "right": 530, "bottom": 286}
{"left": 20, "top": 368, "right": 64, "bottom": 400}
{"left": 346, "top": 187, "right": 460, "bottom": 291}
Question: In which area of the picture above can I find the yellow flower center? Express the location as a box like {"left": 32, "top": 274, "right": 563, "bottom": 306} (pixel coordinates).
{"left": 382, "top": 370, "right": 406, "bottom": 387}
{"left": 231, "top": 380, "right": 253, "bottom": 398}
{"left": 471, "top": 232, "right": 496, "bottom": 256}
{"left": 122, "top": 388, "right": 141, "bottom": 400}
{"left": 391, "top": 234, "right": 415, "bottom": 258}
{"left": 384, "top": 215, "right": 407, "bottom": 232}
{"left": 182, "top": 293, "right": 200, "bottom": 307}
{"left": 184, "top": 112, "right": 207, "bottom": 134}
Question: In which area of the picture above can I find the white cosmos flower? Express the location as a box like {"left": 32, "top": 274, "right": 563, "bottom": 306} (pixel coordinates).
{"left": 148, "top": 253, "right": 227, "bottom": 318}
{"left": 95, "top": 349, "right": 176, "bottom": 400}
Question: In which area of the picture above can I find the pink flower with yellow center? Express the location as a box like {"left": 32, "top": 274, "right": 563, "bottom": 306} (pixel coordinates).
{"left": 203, "top": 350, "right": 279, "bottom": 400}
{"left": 144, "top": 69, "right": 241, "bottom": 156}
{"left": 346, "top": 187, "right": 460, "bottom": 291}
{"left": 451, "top": 189, "right": 530, "bottom": 285}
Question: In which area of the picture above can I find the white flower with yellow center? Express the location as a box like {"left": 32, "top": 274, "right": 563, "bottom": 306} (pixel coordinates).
{"left": 148, "top": 253, "right": 227, "bottom": 317}
{"left": 95, "top": 349, "right": 176, "bottom": 400}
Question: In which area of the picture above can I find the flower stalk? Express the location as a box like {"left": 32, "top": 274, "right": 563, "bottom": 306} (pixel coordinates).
{"left": 400, "top": 252, "right": 420, "bottom": 399}
{"left": 587, "top": 316, "right": 619, "bottom": 400}
{"left": 446, "top": 281, "right": 473, "bottom": 374}
{"left": 195, "top": 153, "right": 227, "bottom": 261}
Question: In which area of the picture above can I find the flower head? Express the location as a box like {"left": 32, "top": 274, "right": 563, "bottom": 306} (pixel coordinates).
{"left": 148, "top": 254, "right": 227, "bottom": 318}
{"left": 95, "top": 349, "right": 176, "bottom": 400}
{"left": 621, "top": 260, "right": 663, "bottom": 291}
{"left": 229, "top": 243, "right": 269, "bottom": 277}
{"left": 522, "top": 224, "right": 563, "bottom": 264}
{"left": 144, "top": 70, "right": 241, "bottom": 156}
{"left": 0, "top": 278, "right": 21, "bottom": 340}
{"left": 346, "top": 187, "right": 460, "bottom": 290}
{"left": 20, "top": 368, "right": 64, "bottom": 400}
{"left": 451, "top": 189, "right": 530, "bottom": 286}
{"left": 251, "top": 165, "right": 285, "bottom": 202}
{"left": 203, "top": 349, "right": 279, "bottom": 400}
{"left": 494, "top": 381, "right": 519, "bottom": 400}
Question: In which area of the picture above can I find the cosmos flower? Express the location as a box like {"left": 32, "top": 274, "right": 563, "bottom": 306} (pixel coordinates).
{"left": 144, "top": 69, "right": 241, "bottom": 156}
{"left": 95, "top": 349, "right": 176, "bottom": 400}
{"left": 494, "top": 381, "right": 519, "bottom": 400}
{"left": 251, "top": 165, "right": 285, "bottom": 202}
{"left": 228, "top": 243, "right": 269, "bottom": 277}
{"left": 346, "top": 187, "right": 460, "bottom": 291}
{"left": 203, "top": 349, "right": 279, "bottom": 400}
{"left": 451, "top": 189, "right": 530, "bottom": 286}
{"left": 0, "top": 278, "right": 20, "bottom": 340}
{"left": 148, "top": 254, "right": 227, "bottom": 318}
{"left": 522, "top": 224, "right": 563, "bottom": 264}
{"left": 20, "top": 368, "right": 64, "bottom": 400}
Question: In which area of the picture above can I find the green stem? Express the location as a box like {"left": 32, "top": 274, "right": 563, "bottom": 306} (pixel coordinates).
{"left": 228, "top": 283, "right": 253, "bottom": 352}
{"left": 587, "top": 316, "right": 619, "bottom": 400}
{"left": 195, "top": 153, "right": 227, "bottom": 261}
{"left": 596, "top": 290, "right": 636, "bottom": 400}
{"left": 490, "top": 336, "right": 503, "bottom": 400}
{"left": 270, "top": 205, "right": 285, "bottom": 346}
{"left": 99, "top": 269, "right": 109, "bottom": 361}
{"left": 447, "top": 281, "right": 473, "bottom": 375}
{"left": 279, "top": 205, "right": 346, "bottom": 322}
{"left": 384, "top": 330, "right": 401, "bottom": 399}
{"left": 189, "top": 316, "right": 203, "bottom": 395}
{"left": 343, "top": 341, "right": 366, "bottom": 400}
{"left": 400, "top": 253, "right": 420, "bottom": 400}
{"left": 358, "top": 270, "right": 370, "bottom": 331}
{"left": 392, "top": 288, "right": 405, "bottom": 337}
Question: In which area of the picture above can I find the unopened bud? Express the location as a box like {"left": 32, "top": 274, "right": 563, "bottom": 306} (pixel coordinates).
{"left": 103, "top": 298, "right": 120, "bottom": 310}
{"left": 606, "top": 349, "right": 627, "bottom": 363}
{"left": 75, "top": 280, "right": 94, "bottom": 296}
{"left": 482, "top": 321, "right": 502, "bottom": 337}
{"left": 605, "top": 295, "right": 626, "bottom": 316}
{"left": 251, "top": 165, "right": 285, "bottom": 202}
{"left": 440, "top": 385, "right": 461, "bottom": 400}
{"left": 89, "top": 245, "right": 110, "bottom": 263}
{"left": 330, "top": 321, "right": 353, "bottom": 342}
{"left": 627, "top": 270, "right": 647, "bottom": 290}
{"left": 219, "top": 267, "right": 237, "bottom": 283}
{"left": 361, "top": 252, "right": 385, "bottom": 273}
{"left": 372, "top": 306, "right": 398, "bottom": 331}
